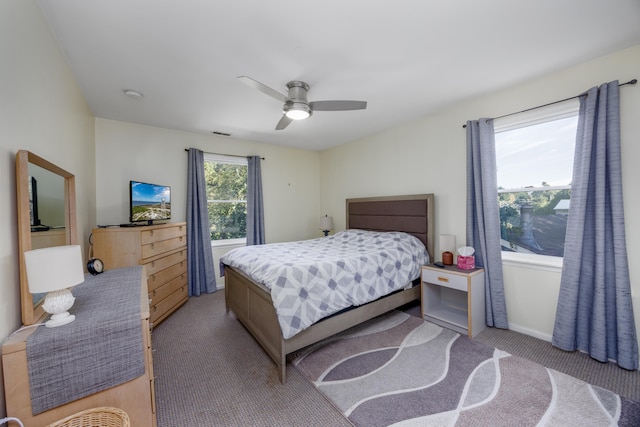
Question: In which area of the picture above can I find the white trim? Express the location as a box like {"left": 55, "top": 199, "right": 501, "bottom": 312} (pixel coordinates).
{"left": 494, "top": 98, "right": 580, "bottom": 133}
{"left": 501, "top": 251, "right": 563, "bottom": 273}
{"left": 211, "top": 238, "right": 246, "bottom": 248}
{"left": 203, "top": 152, "right": 248, "bottom": 165}
{"left": 507, "top": 322, "right": 553, "bottom": 343}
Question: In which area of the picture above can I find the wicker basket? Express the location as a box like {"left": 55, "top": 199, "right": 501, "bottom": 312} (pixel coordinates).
{"left": 46, "top": 407, "right": 130, "bottom": 427}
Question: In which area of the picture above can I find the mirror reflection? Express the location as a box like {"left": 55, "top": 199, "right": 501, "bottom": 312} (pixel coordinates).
{"left": 29, "top": 163, "right": 66, "bottom": 249}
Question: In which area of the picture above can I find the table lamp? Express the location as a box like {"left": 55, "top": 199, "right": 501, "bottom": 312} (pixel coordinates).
{"left": 320, "top": 215, "right": 334, "bottom": 236}
{"left": 23, "top": 245, "right": 85, "bottom": 327}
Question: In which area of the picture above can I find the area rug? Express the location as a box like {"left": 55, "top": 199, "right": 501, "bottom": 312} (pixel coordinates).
{"left": 290, "top": 311, "right": 640, "bottom": 426}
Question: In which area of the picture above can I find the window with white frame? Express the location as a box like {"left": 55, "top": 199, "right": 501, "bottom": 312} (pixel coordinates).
{"left": 203, "top": 153, "right": 247, "bottom": 244}
{"left": 494, "top": 100, "right": 579, "bottom": 258}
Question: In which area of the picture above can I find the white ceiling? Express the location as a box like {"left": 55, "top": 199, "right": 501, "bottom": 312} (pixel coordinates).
{"left": 36, "top": 0, "right": 640, "bottom": 151}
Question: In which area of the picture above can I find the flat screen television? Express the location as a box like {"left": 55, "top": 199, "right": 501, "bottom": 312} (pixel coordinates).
{"left": 129, "top": 180, "right": 171, "bottom": 225}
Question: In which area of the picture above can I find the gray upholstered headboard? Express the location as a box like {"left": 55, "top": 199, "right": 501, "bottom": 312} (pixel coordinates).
{"left": 345, "top": 194, "right": 435, "bottom": 259}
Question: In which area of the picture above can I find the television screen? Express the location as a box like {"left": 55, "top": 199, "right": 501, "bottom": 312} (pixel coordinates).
{"left": 130, "top": 181, "right": 171, "bottom": 223}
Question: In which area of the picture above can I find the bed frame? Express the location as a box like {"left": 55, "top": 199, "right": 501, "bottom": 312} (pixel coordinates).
{"left": 224, "top": 194, "right": 435, "bottom": 382}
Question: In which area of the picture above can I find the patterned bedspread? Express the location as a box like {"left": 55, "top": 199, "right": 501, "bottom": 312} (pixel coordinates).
{"left": 220, "top": 229, "right": 430, "bottom": 339}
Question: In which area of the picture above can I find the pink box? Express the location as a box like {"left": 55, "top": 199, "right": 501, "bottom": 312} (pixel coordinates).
{"left": 457, "top": 255, "right": 475, "bottom": 270}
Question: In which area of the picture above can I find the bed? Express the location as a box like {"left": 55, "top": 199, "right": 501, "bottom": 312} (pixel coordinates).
{"left": 221, "top": 194, "right": 435, "bottom": 382}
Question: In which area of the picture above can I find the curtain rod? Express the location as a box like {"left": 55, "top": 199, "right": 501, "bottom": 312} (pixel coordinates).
{"left": 184, "top": 148, "right": 265, "bottom": 160}
{"left": 462, "top": 78, "right": 637, "bottom": 128}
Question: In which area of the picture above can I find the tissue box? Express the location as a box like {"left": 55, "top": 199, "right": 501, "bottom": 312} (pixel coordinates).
{"left": 457, "top": 255, "right": 475, "bottom": 270}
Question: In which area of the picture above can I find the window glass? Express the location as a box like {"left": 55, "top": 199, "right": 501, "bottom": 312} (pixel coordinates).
{"left": 203, "top": 154, "right": 247, "bottom": 242}
{"left": 495, "top": 107, "right": 578, "bottom": 258}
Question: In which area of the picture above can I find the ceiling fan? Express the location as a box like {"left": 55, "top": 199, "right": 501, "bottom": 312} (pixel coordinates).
{"left": 238, "top": 76, "right": 367, "bottom": 130}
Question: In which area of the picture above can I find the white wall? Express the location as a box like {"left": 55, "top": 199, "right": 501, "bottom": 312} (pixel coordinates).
{"left": 95, "top": 119, "right": 321, "bottom": 280}
{"left": 321, "top": 45, "right": 640, "bottom": 348}
{"left": 0, "top": 0, "right": 96, "bottom": 416}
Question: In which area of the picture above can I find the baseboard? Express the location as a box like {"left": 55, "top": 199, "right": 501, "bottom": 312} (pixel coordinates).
{"left": 507, "top": 322, "right": 553, "bottom": 343}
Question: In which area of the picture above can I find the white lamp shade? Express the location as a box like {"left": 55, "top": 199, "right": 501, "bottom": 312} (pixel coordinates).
{"left": 24, "top": 245, "right": 85, "bottom": 294}
{"left": 439, "top": 234, "right": 456, "bottom": 253}
{"left": 319, "top": 215, "right": 334, "bottom": 231}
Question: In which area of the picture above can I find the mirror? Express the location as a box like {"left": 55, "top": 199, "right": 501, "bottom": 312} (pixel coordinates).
{"left": 16, "top": 150, "right": 77, "bottom": 325}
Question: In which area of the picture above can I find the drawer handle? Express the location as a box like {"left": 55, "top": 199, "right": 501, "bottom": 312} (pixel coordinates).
{"left": 437, "top": 276, "right": 449, "bottom": 283}
{"left": 179, "top": 236, "right": 183, "bottom": 242}
{"left": 149, "top": 230, "right": 154, "bottom": 236}
{"left": 150, "top": 243, "right": 154, "bottom": 250}
{"left": 152, "top": 306, "right": 157, "bottom": 312}
{"left": 152, "top": 290, "right": 156, "bottom": 297}
{"left": 151, "top": 261, "right": 155, "bottom": 268}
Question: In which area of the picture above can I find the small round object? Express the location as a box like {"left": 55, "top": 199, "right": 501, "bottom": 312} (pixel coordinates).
{"left": 87, "top": 258, "right": 104, "bottom": 275}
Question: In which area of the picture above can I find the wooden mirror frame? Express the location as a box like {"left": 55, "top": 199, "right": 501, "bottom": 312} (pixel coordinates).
{"left": 16, "top": 150, "right": 78, "bottom": 326}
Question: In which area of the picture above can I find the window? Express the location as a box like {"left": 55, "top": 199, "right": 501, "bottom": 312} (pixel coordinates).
{"left": 203, "top": 154, "right": 247, "bottom": 244}
{"left": 494, "top": 101, "right": 579, "bottom": 258}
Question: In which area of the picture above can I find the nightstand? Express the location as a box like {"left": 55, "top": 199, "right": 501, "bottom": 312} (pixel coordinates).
{"left": 421, "top": 265, "right": 485, "bottom": 337}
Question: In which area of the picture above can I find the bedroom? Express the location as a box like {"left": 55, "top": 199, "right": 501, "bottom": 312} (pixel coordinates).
{"left": 1, "top": 0, "right": 640, "bottom": 424}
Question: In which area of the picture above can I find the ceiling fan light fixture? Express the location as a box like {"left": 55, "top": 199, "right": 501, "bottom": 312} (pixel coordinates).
{"left": 284, "top": 102, "right": 311, "bottom": 120}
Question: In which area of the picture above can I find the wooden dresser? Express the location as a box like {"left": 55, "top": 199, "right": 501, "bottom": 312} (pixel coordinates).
{"left": 92, "top": 222, "right": 188, "bottom": 327}
{"left": 2, "top": 267, "right": 156, "bottom": 427}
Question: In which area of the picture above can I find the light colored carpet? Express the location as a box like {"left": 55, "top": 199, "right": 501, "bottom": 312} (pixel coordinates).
{"left": 152, "top": 292, "right": 640, "bottom": 426}
{"left": 291, "top": 310, "right": 640, "bottom": 426}
{"left": 151, "top": 291, "right": 351, "bottom": 427}
{"left": 402, "top": 300, "right": 640, "bottom": 402}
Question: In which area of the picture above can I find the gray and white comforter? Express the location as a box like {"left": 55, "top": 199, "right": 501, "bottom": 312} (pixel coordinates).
{"left": 220, "top": 229, "right": 429, "bottom": 339}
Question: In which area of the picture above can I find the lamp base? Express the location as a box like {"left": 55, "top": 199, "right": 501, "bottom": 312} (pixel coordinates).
{"left": 42, "top": 288, "right": 76, "bottom": 327}
{"left": 45, "top": 312, "right": 75, "bottom": 328}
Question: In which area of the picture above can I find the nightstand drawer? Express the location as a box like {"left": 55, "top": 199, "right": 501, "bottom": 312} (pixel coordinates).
{"left": 421, "top": 268, "right": 468, "bottom": 292}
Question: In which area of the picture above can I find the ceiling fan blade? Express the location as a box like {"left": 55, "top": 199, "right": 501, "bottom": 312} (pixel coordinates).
{"left": 275, "top": 114, "right": 293, "bottom": 130}
{"left": 237, "top": 76, "right": 288, "bottom": 103}
{"left": 309, "top": 100, "right": 367, "bottom": 111}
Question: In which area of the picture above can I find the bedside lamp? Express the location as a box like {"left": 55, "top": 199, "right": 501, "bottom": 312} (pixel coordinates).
{"left": 23, "top": 245, "right": 85, "bottom": 327}
{"left": 320, "top": 215, "right": 334, "bottom": 236}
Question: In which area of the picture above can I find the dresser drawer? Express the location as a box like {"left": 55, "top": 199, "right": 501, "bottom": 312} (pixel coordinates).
{"left": 143, "top": 249, "right": 187, "bottom": 275}
{"left": 421, "top": 268, "right": 469, "bottom": 292}
{"left": 147, "top": 260, "right": 187, "bottom": 292}
{"left": 141, "top": 224, "right": 186, "bottom": 245}
{"left": 142, "top": 235, "right": 186, "bottom": 259}
{"left": 150, "top": 272, "right": 187, "bottom": 304}
{"left": 151, "top": 285, "right": 187, "bottom": 324}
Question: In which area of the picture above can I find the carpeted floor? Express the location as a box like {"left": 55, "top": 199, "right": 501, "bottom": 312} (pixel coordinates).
{"left": 152, "top": 290, "right": 351, "bottom": 427}
{"left": 291, "top": 310, "right": 640, "bottom": 426}
{"left": 401, "top": 300, "right": 640, "bottom": 402}
{"left": 152, "top": 291, "right": 640, "bottom": 426}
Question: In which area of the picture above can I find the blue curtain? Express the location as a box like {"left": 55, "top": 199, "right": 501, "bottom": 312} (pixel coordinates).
{"left": 552, "top": 81, "right": 638, "bottom": 370}
{"left": 466, "top": 119, "right": 509, "bottom": 328}
{"left": 186, "top": 148, "right": 217, "bottom": 296}
{"left": 246, "top": 156, "right": 265, "bottom": 245}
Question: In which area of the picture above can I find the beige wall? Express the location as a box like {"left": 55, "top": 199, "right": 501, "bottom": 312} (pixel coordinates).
{"left": 0, "top": 0, "right": 96, "bottom": 416}
{"left": 94, "top": 119, "right": 321, "bottom": 280}
{"left": 320, "top": 45, "right": 640, "bottom": 346}
{"left": 2, "top": 1, "right": 639, "bottom": 418}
